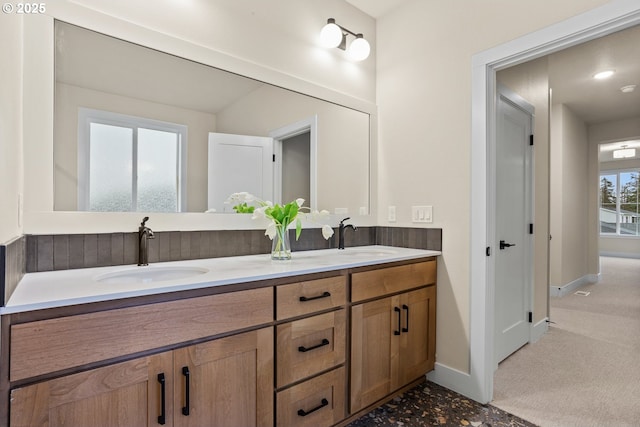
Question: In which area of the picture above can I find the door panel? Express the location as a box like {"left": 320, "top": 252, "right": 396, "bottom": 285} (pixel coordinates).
{"left": 208, "top": 132, "right": 273, "bottom": 212}
{"left": 495, "top": 87, "right": 533, "bottom": 365}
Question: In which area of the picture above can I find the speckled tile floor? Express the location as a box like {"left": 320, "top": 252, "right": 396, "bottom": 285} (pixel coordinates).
{"left": 346, "top": 381, "right": 537, "bottom": 427}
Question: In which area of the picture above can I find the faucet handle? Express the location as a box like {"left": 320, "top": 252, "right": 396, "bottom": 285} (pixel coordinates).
{"left": 141, "top": 216, "right": 150, "bottom": 227}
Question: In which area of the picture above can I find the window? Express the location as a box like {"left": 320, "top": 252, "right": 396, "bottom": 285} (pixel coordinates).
{"left": 599, "top": 170, "right": 640, "bottom": 236}
{"left": 78, "top": 108, "right": 187, "bottom": 212}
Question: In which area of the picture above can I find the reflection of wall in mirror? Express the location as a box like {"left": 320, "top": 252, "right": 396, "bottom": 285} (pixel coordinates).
{"left": 217, "top": 84, "right": 370, "bottom": 215}
{"left": 54, "top": 83, "right": 213, "bottom": 212}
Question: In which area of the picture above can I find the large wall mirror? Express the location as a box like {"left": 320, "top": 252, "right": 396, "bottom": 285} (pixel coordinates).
{"left": 54, "top": 21, "right": 371, "bottom": 215}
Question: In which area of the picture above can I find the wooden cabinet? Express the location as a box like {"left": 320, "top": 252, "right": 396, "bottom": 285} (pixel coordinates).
{"left": 174, "top": 327, "right": 273, "bottom": 427}
{"left": 275, "top": 275, "right": 347, "bottom": 427}
{"left": 10, "top": 352, "right": 174, "bottom": 427}
{"left": 350, "top": 261, "right": 436, "bottom": 413}
{"left": 10, "top": 328, "right": 273, "bottom": 427}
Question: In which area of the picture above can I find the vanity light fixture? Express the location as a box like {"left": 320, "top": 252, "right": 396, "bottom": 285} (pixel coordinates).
{"left": 593, "top": 70, "right": 615, "bottom": 80}
{"left": 320, "top": 18, "right": 370, "bottom": 61}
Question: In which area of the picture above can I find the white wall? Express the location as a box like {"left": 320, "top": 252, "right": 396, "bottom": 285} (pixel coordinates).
{"left": 0, "top": 14, "right": 24, "bottom": 243}
{"left": 550, "top": 104, "right": 591, "bottom": 286}
{"left": 591, "top": 116, "right": 640, "bottom": 258}
{"left": 376, "top": 0, "right": 610, "bottom": 374}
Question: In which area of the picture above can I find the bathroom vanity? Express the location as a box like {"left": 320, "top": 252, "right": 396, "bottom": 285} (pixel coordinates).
{"left": 1, "top": 246, "right": 438, "bottom": 426}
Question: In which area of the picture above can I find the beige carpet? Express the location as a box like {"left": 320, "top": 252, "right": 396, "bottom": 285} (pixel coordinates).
{"left": 492, "top": 256, "right": 640, "bottom": 427}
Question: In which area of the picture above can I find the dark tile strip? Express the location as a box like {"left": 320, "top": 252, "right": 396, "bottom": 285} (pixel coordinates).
{"left": 1, "top": 236, "right": 26, "bottom": 306}
{"left": 24, "top": 227, "right": 442, "bottom": 273}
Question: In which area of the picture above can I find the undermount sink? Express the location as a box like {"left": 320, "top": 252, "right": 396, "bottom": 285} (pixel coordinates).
{"left": 94, "top": 266, "right": 209, "bottom": 285}
{"left": 339, "top": 248, "right": 399, "bottom": 257}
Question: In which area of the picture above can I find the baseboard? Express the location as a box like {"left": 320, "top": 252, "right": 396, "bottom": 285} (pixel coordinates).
{"left": 426, "top": 363, "right": 485, "bottom": 403}
{"left": 549, "top": 274, "right": 597, "bottom": 297}
{"left": 530, "top": 317, "right": 548, "bottom": 343}
{"left": 600, "top": 251, "right": 640, "bottom": 259}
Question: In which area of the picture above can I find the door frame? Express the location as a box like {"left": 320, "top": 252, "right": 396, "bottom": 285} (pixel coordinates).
{"left": 467, "top": 1, "right": 640, "bottom": 404}
{"left": 269, "top": 115, "right": 318, "bottom": 209}
{"left": 493, "top": 85, "right": 535, "bottom": 368}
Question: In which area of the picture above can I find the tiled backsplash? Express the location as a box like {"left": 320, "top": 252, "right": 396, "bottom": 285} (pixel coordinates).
{"left": 1, "top": 227, "right": 441, "bottom": 305}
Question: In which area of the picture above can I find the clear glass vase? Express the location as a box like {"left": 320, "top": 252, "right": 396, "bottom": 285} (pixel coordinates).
{"left": 271, "top": 225, "right": 292, "bottom": 260}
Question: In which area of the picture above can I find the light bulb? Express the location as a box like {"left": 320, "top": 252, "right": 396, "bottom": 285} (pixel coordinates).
{"left": 320, "top": 19, "right": 343, "bottom": 48}
{"left": 593, "top": 70, "right": 615, "bottom": 80}
{"left": 347, "top": 35, "right": 370, "bottom": 61}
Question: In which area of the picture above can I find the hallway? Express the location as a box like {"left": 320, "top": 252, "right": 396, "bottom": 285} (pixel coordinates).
{"left": 492, "top": 256, "right": 640, "bottom": 426}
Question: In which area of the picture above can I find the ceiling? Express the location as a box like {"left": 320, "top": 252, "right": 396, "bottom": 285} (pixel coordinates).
{"left": 347, "top": 1, "right": 639, "bottom": 127}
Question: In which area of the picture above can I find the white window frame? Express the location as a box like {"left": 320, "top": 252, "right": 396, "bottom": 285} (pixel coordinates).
{"left": 599, "top": 168, "right": 640, "bottom": 237}
{"left": 77, "top": 108, "right": 188, "bottom": 212}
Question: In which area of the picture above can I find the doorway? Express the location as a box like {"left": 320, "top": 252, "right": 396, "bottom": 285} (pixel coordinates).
{"left": 468, "top": 2, "right": 640, "bottom": 404}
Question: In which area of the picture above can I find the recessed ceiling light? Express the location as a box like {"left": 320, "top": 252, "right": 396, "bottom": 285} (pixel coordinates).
{"left": 593, "top": 70, "right": 615, "bottom": 80}
{"left": 620, "top": 84, "right": 636, "bottom": 93}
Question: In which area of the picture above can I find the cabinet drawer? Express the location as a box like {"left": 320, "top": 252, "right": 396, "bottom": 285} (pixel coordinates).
{"left": 276, "top": 367, "right": 345, "bottom": 427}
{"left": 351, "top": 260, "right": 436, "bottom": 302}
{"left": 276, "top": 276, "right": 346, "bottom": 320}
{"left": 10, "top": 287, "right": 273, "bottom": 382}
{"left": 276, "top": 310, "right": 346, "bottom": 387}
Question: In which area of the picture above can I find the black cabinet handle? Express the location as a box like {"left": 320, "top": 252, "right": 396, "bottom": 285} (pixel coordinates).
{"left": 298, "top": 338, "right": 330, "bottom": 353}
{"left": 297, "top": 398, "right": 329, "bottom": 417}
{"left": 394, "top": 307, "right": 401, "bottom": 335}
{"left": 402, "top": 304, "right": 409, "bottom": 333}
{"left": 299, "top": 291, "right": 331, "bottom": 302}
{"left": 181, "top": 366, "right": 190, "bottom": 416}
{"left": 157, "top": 373, "right": 166, "bottom": 425}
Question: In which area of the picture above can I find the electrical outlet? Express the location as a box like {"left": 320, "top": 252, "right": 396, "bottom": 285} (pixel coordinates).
{"left": 412, "top": 206, "right": 433, "bottom": 223}
{"left": 359, "top": 206, "right": 367, "bottom": 215}
{"left": 388, "top": 206, "right": 396, "bottom": 222}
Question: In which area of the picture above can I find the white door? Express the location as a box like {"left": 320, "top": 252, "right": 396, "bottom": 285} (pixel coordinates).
{"left": 494, "top": 86, "right": 534, "bottom": 366}
{"left": 208, "top": 133, "right": 273, "bottom": 212}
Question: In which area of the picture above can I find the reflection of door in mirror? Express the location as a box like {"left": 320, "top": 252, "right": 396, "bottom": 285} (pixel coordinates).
{"left": 207, "top": 133, "right": 273, "bottom": 213}
{"left": 280, "top": 132, "right": 311, "bottom": 206}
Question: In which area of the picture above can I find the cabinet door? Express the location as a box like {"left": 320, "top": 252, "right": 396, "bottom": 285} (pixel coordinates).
{"left": 396, "top": 286, "right": 436, "bottom": 388}
{"left": 173, "top": 327, "right": 273, "bottom": 427}
{"left": 10, "top": 352, "right": 174, "bottom": 427}
{"left": 350, "top": 295, "right": 400, "bottom": 413}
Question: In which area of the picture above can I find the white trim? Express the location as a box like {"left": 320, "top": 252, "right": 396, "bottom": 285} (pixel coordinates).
{"left": 549, "top": 274, "right": 597, "bottom": 297}
{"left": 469, "top": 0, "right": 640, "bottom": 405}
{"left": 269, "top": 116, "right": 318, "bottom": 210}
{"left": 530, "top": 317, "right": 549, "bottom": 344}
{"left": 600, "top": 251, "right": 640, "bottom": 259}
{"left": 426, "top": 363, "right": 476, "bottom": 400}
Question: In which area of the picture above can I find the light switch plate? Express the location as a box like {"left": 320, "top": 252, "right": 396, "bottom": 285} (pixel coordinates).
{"left": 388, "top": 206, "right": 396, "bottom": 222}
{"left": 412, "top": 205, "right": 433, "bottom": 223}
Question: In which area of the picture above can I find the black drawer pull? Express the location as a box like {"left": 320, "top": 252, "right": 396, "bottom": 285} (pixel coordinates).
{"left": 402, "top": 304, "right": 409, "bottom": 333}
{"left": 299, "top": 291, "right": 331, "bottom": 302}
{"left": 157, "top": 373, "right": 166, "bottom": 425}
{"left": 297, "top": 398, "right": 329, "bottom": 417}
{"left": 298, "top": 338, "right": 330, "bottom": 353}
{"left": 181, "top": 366, "right": 190, "bottom": 416}
{"left": 394, "top": 306, "right": 401, "bottom": 335}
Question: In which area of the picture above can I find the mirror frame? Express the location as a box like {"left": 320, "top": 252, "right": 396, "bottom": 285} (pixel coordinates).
{"left": 22, "top": 6, "right": 378, "bottom": 233}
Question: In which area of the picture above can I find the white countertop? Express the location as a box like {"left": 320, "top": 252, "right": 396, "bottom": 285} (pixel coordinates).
{"left": 3, "top": 246, "right": 440, "bottom": 314}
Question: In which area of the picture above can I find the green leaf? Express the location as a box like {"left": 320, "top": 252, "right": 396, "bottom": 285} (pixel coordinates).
{"left": 295, "top": 218, "right": 302, "bottom": 240}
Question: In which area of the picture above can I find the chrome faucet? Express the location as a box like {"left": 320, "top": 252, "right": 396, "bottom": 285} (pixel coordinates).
{"left": 138, "top": 216, "right": 155, "bottom": 266}
{"left": 338, "top": 217, "right": 356, "bottom": 250}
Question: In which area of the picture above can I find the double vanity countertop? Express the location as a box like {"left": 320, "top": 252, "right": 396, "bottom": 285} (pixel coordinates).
{"left": 3, "top": 245, "right": 441, "bottom": 314}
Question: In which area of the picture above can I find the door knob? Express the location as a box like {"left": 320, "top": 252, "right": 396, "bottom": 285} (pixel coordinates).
{"left": 499, "top": 240, "right": 516, "bottom": 250}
